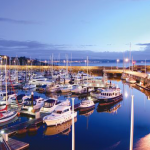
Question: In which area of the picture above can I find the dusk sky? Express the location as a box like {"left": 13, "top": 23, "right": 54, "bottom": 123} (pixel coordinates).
{"left": 0, "top": 0, "right": 150, "bottom": 59}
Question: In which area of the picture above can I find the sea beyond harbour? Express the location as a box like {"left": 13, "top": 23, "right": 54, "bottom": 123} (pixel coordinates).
{"left": 55, "top": 62, "right": 150, "bottom": 67}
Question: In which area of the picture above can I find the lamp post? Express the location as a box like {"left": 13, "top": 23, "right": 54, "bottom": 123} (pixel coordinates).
{"left": 28, "top": 60, "right": 30, "bottom": 66}
{"left": 116, "top": 59, "right": 119, "bottom": 69}
{"left": 85, "top": 60, "right": 86, "bottom": 66}
{"left": 72, "top": 98, "right": 75, "bottom": 150}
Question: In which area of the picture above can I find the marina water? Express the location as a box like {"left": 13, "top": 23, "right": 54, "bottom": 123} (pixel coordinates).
{"left": 2, "top": 79, "right": 150, "bottom": 150}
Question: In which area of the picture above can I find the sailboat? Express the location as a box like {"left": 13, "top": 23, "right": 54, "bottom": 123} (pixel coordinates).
{"left": 0, "top": 56, "right": 18, "bottom": 123}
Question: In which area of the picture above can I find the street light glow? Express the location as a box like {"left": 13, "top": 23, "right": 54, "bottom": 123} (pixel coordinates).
{"left": 125, "top": 58, "right": 129, "bottom": 62}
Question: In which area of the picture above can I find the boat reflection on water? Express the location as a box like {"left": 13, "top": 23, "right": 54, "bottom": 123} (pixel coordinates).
{"left": 131, "top": 84, "right": 150, "bottom": 100}
{"left": 44, "top": 117, "right": 77, "bottom": 136}
{"left": 79, "top": 107, "right": 95, "bottom": 130}
{"left": 97, "top": 102, "right": 122, "bottom": 114}
{"left": 79, "top": 107, "right": 95, "bottom": 117}
{"left": 134, "top": 134, "right": 150, "bottom": 150}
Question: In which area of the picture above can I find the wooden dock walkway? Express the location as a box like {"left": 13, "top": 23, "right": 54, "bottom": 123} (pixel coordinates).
{"left": 0, "top": 113, "right": 47, "bottom": 135}
{"left": 3, "top": 138, "right": 29, "bottom": 150}
{"left": 0, "top": 142, "right": 7, "bottom": 150}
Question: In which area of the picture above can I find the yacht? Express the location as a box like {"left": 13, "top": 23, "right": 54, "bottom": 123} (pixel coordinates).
{"left": 126, "top": 77, "right": 136, "bottom": 84}
{"left": 79, "top": 100, "right": 95, "bottom": 111}
{"left": 60, "top": 84, "right": 72, "bottom": 93}
{"left": 23, "top": 84, "right": 36, "bottom": 90}
{"left": 40, "top": 98, "right": 70, "bottom": 113}
{"left": 21, "top": 96, "right": 45, "bottom": 112}
{"left": 43, "top": 105, "right": 77, "bottom": 126}
{"left": 0, "top": 91, "right": 16, "bottom": 105}
{"left": 98, "top": 88, "right": 123, "bottom": 106}
{"left": 71, "top": 85, "right": 93, "bottom": 94}
{"left": 90, "top": 88, "right": 103, "bottom": 100}
{"left": 29, "top": 77, "right": 52, "bottom": 86}
{"left": 46, "top": 84, "right": 61, "bottom": 93}
{"left": 11, "top": 94, "right": 26, "bottom": 105}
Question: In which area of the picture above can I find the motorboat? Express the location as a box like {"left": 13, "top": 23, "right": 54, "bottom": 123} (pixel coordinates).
{"left": 98, "top": 88, "right": 123, "bottom": 106}
{"left": 46, "top": 84, "right": 61, "bottom": 93}
{"left": 60, "top": 84, "right": 72, "bottom": 93}
{"left": 23, "top": 84, "right": 36, "bottom": 90}
{"left": 71, "top": 85, "right": 93, "bottom": 94}
{"left": 21, "top": 95, "right": 45, "bottom": 112}
{"left": 38, "top": 85, "right": 47, "bottom": 92}
{"left": 43, "top": 105, "right": 77, "bottom": 126}
{"left": 29, "top": 77, "right": 52, "bottom": 86}
{"left": 0, "top": 91, "right": 16, "bottom": 105}
{"left": 11, "top": 94, "right": 26, "bottom": 105}
{"left": 90, "top": 88, "right": 103, "bottom": 100}
{"left": 126, "top": 77, "right": 136, "bottom": 84}
{"left": 79, "top": 99, "right": 95, "bottom": 111}
{"left": 40, "top": 98, "right": 70, "bottom": 113}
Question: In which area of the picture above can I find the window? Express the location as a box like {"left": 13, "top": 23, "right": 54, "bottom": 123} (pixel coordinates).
{"left": 56, "top": 111, "right": 62, "bottom": 114}
{"left": 64, "top": 109, "right": 69, "bottom": 112}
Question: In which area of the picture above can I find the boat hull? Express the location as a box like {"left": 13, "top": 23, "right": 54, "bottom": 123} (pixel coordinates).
{"left": 99, "top": 95, "right": 123, "bottom": 106}
{"left": 0, "top": 111, "right": 18, "bottom": 123}
{"left": 43, "top": 112, "right": 77, "bottom": 126}
{"left": 79, "top": 105, "right": 95, "bottom": 112}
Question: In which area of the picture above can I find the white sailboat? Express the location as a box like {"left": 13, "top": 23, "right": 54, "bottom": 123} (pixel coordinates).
{"left": 0, "top": 56, "right": 18, "bottom": 123}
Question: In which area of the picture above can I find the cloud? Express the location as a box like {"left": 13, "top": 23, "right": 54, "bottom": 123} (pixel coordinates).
{"left": 0, "top": 17, "right": 39, "bottom": 24}
{"left": 0, "top": 39, "right": 48, "bottom": 49}
{"left": 136, "top": 43, "right": 150, "bottom": 46}
{"left": 0, "top": 38, "right": 150, "bottom": 59}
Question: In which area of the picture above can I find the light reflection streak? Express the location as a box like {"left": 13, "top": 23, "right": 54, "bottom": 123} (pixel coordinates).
{"left": 72, "top": 98, "right": 75, "bottom": 150}
{"left": 130, "top": 95, "right": 134, "bottom": 150}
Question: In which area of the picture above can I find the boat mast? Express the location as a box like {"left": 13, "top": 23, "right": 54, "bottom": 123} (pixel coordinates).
{"left": 4, "top": 56, "right": 8, "bottom": 106}
{"left": 145, "top": 59, "right": 146, "bottom": 73}
{"left": 51, "top": 54, "right": 53, "bottom": 79}
{"left": 87, "top": 56, "right": 88, "bottom": 85}
{"left": 66, "top": 54, "right": 68, "bottom": 78}
{"left": 129, "top": 43, "right": 131, "bottom": 71}
{"left": 132, "top": 57, "right": 133, "bottom": 71}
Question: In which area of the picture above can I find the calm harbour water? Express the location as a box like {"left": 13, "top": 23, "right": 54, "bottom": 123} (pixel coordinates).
{"left": 2, "top": 79, "right": 150, "bottom": 150}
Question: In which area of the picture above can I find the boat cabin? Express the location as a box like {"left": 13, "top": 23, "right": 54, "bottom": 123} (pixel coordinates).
{"left": 43, "top": 99, "right": 57, "bottom": 108}
{"left": 53, "top": 106, "right": 71, "bottom": 114}
{"left": 100, "top": 89, "right": 121, "bottom": 97}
